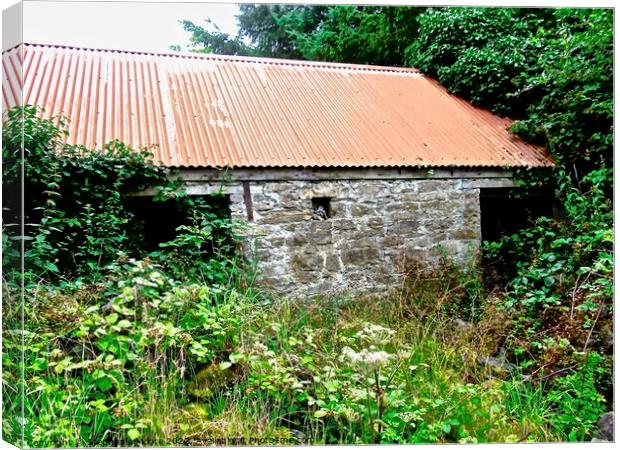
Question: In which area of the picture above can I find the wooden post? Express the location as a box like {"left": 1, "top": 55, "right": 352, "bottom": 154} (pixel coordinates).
{"left": 242, "top": 181, "right": 254, "bottom": 222}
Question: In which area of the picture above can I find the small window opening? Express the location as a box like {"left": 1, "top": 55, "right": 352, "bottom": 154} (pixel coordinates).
{"left": 312, "top": 197, "right": 331, "bottom": 220}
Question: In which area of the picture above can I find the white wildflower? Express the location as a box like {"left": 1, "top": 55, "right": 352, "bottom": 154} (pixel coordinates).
{"left": 348, "top": 387, "right": 370, "bottom": 401}
{"left": 341, "top": 346, "right": 392, "bottom": 372}
{"left": 356, "top": 322, "right": 396, "bottom": 345}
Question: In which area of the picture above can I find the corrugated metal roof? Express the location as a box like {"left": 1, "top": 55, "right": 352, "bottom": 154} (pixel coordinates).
{"left": 2, "top": 43, "right": 553, "bottom": 169}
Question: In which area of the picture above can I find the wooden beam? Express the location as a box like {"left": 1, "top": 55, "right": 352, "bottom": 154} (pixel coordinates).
{"left": 178, "top": 167, "right": 517, "bottom": 182}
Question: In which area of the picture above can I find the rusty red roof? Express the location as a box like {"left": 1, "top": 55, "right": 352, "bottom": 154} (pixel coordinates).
{"left": 3, "top": 43, "right": 553, "bottom": 169}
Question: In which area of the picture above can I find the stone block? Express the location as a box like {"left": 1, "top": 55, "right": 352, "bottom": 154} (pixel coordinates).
{"left": 451, "top": 228, "right": 480, "bottom": 240}
{"left": 310, "top": 221, "right": 332, "bottom": 233}
{"left": 386, "top": 201, "right": 420, "bottom": 213}
{"left": 349, "top": 228, "right": 381, "bottom": 240}
{"left": 265, "top": 182, "right": 294, "bottom": 193}
{"left": 295, "top": 269, "right": 321, "bottom": 283}
{"left": 407, "top": 237, "right": 432, "bottom": 249}
{"left": 382, "top": 235, "right": 404, "bottom": 248}
{"left": 423, "top": 218, "right": 454, "bottom": 233}
{"left": 324, "top": 254, "right": 341, "bottom": 272}
{"left": 351, "top": 203, "right": 374, "bottom": 217}
{"left": 341, "top": 246, "right": 381, "bottom": 265}
{"left": 332, "top": 219, "right": 355, "bottom": 231}
{"left": 259, "top": 211, "right": 312, "bottom": 224}
{"left": 315, "top": 280, "right": 334, "bottom": 292}
{"left": 267, "top": 237, "right": 286, "bottom": 247}
{"left": 394, "top": 220, "right": 419, "bottom": 235}
{"left": 399, "top": 192, "right": 420, "bottom": 202}
{"left": 356, "top": 184, "right": 382, "bottom": 197}
{"left": 366, "top": 217, "right": 384, "bottom": 228}
{"left": 330, "top": 202, "right": 344, "bottom": 217}
{"left": 388, "top": 210, "right": 417, "bottom": 221}
{"left": 419, "top": 199, "right": 448, "bottom": 210}
{"left": 291, "top": 251, "right": 324, "bottom": 271}
{"left": 308, "top": 229, "right": 333, "bottom": 245}
{"left": 417, "top": 180, "right": 446, "bottom": 193}
{"left": 287, "top": 234, "right": 308, "bottom": 247}
{"left": 280, "top": 222, "right": 308, "bottom": 233}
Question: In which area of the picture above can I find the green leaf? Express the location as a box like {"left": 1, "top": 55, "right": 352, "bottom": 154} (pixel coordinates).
{"left": 117, "top": 319, "right": 131, "bottom": 328}
{"left": 106, "top": 313, "right": 119, "bottom": 325}
{"left": 314, "top": 409, "right": 329, "bottom": 418}
{"left": 46, "top": 261, "right": 60, "bottom": 272}
{"left": 95, "top": 376, "right": 112, "bottom": 392}
{"left": 127, "top": 428, "right": 141, "bottom": 441}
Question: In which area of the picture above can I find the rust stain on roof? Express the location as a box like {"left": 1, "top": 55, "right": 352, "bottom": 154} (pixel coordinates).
{"left": 3, "top": 43, "right": 554, "bottom": 169}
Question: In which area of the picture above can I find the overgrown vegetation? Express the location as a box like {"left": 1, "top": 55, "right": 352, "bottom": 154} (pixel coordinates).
{"left": 405, "top": 7, "right": 613, "bottom": 401}
{"left": 2, "top": 107, "right": 246, "bottom": 446}
{"left": 2, "top": 5, "right": 613, "bottom": 447}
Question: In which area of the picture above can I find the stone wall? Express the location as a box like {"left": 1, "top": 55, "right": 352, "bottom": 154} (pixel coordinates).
{"left": 185, "top": 177, "right": 483, "bottom": 297}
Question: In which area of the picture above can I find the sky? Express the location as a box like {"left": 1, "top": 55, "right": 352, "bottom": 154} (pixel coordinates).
{"left": 22, "top": 0, "right": 241, "bottom": 53}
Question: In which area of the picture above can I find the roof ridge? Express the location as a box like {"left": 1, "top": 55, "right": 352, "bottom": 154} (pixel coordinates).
{"left": 17, "top": 42, "right": 422, "bottom": 75}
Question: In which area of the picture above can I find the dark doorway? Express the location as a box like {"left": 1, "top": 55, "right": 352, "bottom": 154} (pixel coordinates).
{"left": 124, "top": 194, "right": 231, "bottom": 253}
{"left": 480, "top": 188, "right": 553, "bottom": 243}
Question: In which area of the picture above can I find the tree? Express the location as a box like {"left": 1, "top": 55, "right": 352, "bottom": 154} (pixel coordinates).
{"left": 237, "top": 4, "right": 328, "bottom": 59}
{"left": 182, "top": 18, "right": 252, "bottom": 56}
{"left": 290, "top": 5, "right": 423, "bottom": 65}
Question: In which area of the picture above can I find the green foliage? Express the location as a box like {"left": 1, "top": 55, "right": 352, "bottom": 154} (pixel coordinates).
{"left": 154, "top": 207, "right": 243, "bottom": 284}
{"left": 4, "top": 235, "right": 605, "bottom": 446}
{"left": 407, "top": 6, "right": 612, "bottom": 403}
{"left": 407, "top": 7, "right": 612, "bottom": 177}
{"left": 2, "top": 107, "right": 250, "bottom": 447}
{"left": 405, "top": 8, "right": 550, "bottom": 115}
{"left": 2, "top": 106, "right": 176, "bottom": 280}
{"left": 288, "top": 5, "right": 423, "bottom": 65}
{"left": 547, "top": 352, "right": 607, "bottom": 441}
{"left": 237, "top": 4, "right": 328, "bottom": 59}
{"left": 511, "top": 9, "right": 613, "bottom": 175}
{"left": 195, "top": 264, "right": 603, "bottom": 444}
{"left": 13, "top": 259, "right": 256, "bottom": 447}
{"left": 483, "top": 168, "right": 612, "bottom": 395}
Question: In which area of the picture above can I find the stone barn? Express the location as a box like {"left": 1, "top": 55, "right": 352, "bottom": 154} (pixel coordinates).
{"left": 2, "top": 43, "right": 554, "bottom": 295}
